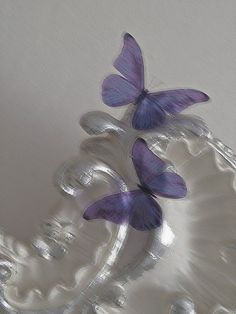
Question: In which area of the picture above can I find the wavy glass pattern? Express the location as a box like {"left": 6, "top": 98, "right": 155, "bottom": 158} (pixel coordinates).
{"left": 0, "top": 110, "right": 235, "bottom": 314}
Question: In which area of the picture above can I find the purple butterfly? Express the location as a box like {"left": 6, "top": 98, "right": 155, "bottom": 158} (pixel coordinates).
{"left": 102, "top": 33, "right": 209, "bottom": 130}
{"left": 83, "top": 138, "right": 187, "bottom": 231}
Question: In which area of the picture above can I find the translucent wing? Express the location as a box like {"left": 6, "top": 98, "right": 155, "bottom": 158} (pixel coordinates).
{"left": 102, "top": 74, "right": 139, "bottom": 107}
{"left": 132, "top": 139, "right": 187, "bottom": 199}
{"left": 132, "top": 96, "right": 166, "bottom": 130}
{"left": 132, "top": 138, "right": 166, "bottom": 184}
{"left": 83, "top": 190, "right": 162, "bottom": 231}
{"left": 148, "top": 89, "right": 209, "bottom": 114}
{"left": 114, "top": 33, "right": 144, "bottom": 90}
{"left": 83, "top": 191, "right": 133, "bottom": 224}
{"left": 129, "top": 191, "right": 162, "bottom": 231}
{"left": 148, "top": 172, "right": 187, "bottom": 199}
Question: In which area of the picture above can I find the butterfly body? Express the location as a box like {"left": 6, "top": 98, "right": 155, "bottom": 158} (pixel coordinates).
{"left": 102, "top": 33, "right": 209, "bottom": 130}
{"left": 135, "top": 89, "right": 149, "bottom": 105}
{"left": 137, "top": 183, "right": 156, "bottom": 198}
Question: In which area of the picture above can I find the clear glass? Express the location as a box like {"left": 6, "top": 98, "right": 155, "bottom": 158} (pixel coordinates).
{"left": 0, "top": 107, "right": 236, "bottom": 313}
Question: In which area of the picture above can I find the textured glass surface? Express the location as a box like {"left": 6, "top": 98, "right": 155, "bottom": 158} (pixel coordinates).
{"left": 0, "top": 109, "right": 235, "bottom": 313}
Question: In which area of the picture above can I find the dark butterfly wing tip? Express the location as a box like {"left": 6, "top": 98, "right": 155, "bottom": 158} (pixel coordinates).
{"left": 192, "top": 89, "right": 210, "bottom": 102}
{"left": 134, "top": 137, "right": 146, "bottom": 145}
{"left": 83, "top": 213, "right": 90, "bottom": 220}
{"left": 124, "top": 33, "right": 134, "bottom": 40}
{"left": 202, "top": 92, "right": 210, "bottom": 101}
{"left": 131, "top": 137, "right": 147, "bottom": 155}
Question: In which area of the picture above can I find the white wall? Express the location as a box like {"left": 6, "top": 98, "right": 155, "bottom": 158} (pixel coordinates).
{"left": 0, "top": 0, "right": 235, "bottom": 240}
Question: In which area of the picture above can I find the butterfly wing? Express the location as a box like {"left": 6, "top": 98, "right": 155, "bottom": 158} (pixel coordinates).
{"left": 132, "top": 96, "right": 166, "bottom": 130}
{"left": 114, "top": 33, "right": 144, "bottom": 90}
{"left": 102, "top": 74, "right": 140, "bottom": 107}
{"left": 148, "top": 89, "right": 209, "bottom": 114}
{"left": 83, "top": 191, "right": 133, "bottom": 224}
{"left": 132, "top": 138, "right": 166, "bottom": 184}
{"left": 148, "top": 172, "right": 187, "bottom": 199}
{"left": 83, "top": 189, "right": 162, "bottom": 231}
{"left": 129, "top": 191, "right": 162, "bottom": 231}
{"left": 132, "top": 138, "right": 187, "bottom": 199}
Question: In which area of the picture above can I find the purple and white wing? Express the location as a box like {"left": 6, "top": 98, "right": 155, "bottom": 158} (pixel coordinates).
{"left": 83, "top": 191, "right": 133, "bottom": 224}
{"left": 114, "top": 33, "right": 144, "bottom": 90}
{"left": 132, "top": 96, "right": 166, "bottom": 130}
{"left": 148, "top": 89, "right": 209, "bottom": 114}
{"left": 102, "top": 74, "right": 140, "bottom": 107}
{"left": 132, "top": 138, "right": 166, "bottom": 185}
{"left": 148, "top": 172, "right": 187, "bottom": 199}
{"left": 129, "top": 191, "right": 162, "bottom": 231}
{"left": 132, "top": 138, "right": 187, "bottom": 199}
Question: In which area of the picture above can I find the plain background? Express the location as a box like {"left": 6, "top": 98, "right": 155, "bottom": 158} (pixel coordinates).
{"left": 0, "top": 1, "right": 235, "bottom": 241}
